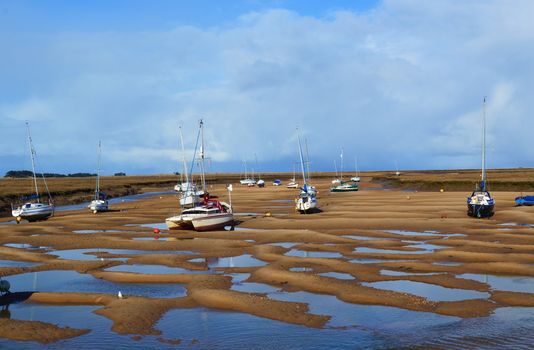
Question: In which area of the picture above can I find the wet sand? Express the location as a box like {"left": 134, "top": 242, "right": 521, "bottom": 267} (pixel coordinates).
{"left": 1, "top": 178, "right": 534, "bottom": 344}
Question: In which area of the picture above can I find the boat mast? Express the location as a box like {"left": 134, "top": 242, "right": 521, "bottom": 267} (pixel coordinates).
{"left": 305, "top": 138, "right": 311, "bottom": 181}
{"left": 26, "top": 122, "right": 40, "bottom": 202}
{"left": 297, "top": 129, "right": 307, "bottom": 185}
{"left": 355, "top": 156, "right": 359, "bottom": 176}
{"left": 481, "top": 97, "right": 487, "bottom": 190}
{"left": 340, "top": 147, "right": 344, "bottom": 181}
{"left": 95, "top": 141, "right": 101, "bottom": 200}
{"left": 198, "top": 119, "right": 206, "bottom": 191}
{"left": 179, "top": 126, "right": 190, "bottom": 185}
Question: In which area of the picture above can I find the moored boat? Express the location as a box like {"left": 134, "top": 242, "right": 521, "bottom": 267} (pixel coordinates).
{"left": 88, "top": 141, "right": 109, "bottom": 213}
{"left": 295, "top": 130, "right": 318, "bottom": 213}
{"left": 515, "top": 195, "right": 534, "bottom": 206}
{"left": 11, "top": 122, "right": 54, "bottom": 223}
{"left": 467, "top": 97, "right": 495, "bottom": 218}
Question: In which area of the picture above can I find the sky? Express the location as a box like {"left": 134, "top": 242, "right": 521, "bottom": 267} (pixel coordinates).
{"left": 1, "top": 0, "right": 534, "bottom": 175}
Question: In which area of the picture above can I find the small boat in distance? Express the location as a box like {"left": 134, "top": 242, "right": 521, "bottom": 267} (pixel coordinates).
{"left": 272, "top": 179, "right": 282, "bottom": 186}
{"left": 351, "top": 156, "right": 361, "bottom": 182}
{"left": 11, "top": 122, "right": 54, "bottom": 223}
{"left": 240, "top": 160, "right": 256, "bottom": 186}
{"left": 89, "top": 141, "right": 109, "bottom": 213}
{"left": 286, "top": 163, "right": 299, "bottom": 188}
{"left": 515, "top": 195, "right": 534, "bottom": 206}
{"left": 331, "top": 148, "right": 358, "bottom": 192}
{"left": 467, "top": 97, "right": 495, "bottom": 218}
{"left": 295, "top": 130, "right": 318, "bottom": 213}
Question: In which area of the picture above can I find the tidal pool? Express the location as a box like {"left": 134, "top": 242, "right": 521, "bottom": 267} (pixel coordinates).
{"left": 285, "top": 250, "right": 344, "bottom": 259}
{"left": 362, "top": 280, "right": 490, "bottom": 302}
{"left": 0, "top": 260, "right": 39, "bottom": 268}
{"left": 207, "top": 254, "right": 267, "bottom": 268}
{"left": 3, "top": 270, "right": 186, "bottom": 298}
{"left": 317, "top": 272, "right": 354, "bottom": 280}
{"left": 458, "top": 273, "right": 534, "bottom": 293}
{"left": 105, "top": 264, "right": 209, "bottom": 275}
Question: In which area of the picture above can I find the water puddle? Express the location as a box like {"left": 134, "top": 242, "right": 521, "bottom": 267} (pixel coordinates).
{"left": 49, "top": 248, "right": 194, "bottom": 261}
{"left": 433, "top": 261, "right": 462, "bottom": 267}
{"left": 4, "top": 243, "right": 50, "bottom": 250}
{"left": 354, "top": 247, "right": 429, "bottom": 255}
{"left": 384, "top": 230, "right": 465, "bottom": 238}
{"left": 499, "top": 223, "right": 534, "bottom": 228}
{"left": 0, "top": 260, "right": 39, "bottom": 268}
{"left": 231, "top": 281, "right": 280, "bottom": 294}
{"left": 207, "top": 254, "right": 267, "bottom": 268}
{"left": 289, "top": 267, "right": 314, "bottom": 272}
{"left": 342, "top": 235, "right": 393, "bottom": 241}
{"left": 125, "top": 223, "right": 168, "bottom": 230}
{"left": 132, "top": 236, "right": 170, "bottom": 241}
{"left": 224, "top": 226, "right": 259, "bottom": 231}
{"left": 380, "top": 270, "right": 443, "bottom": 277}
{"left": 403, "top": 242, "right": 449, "bottom": 252}
{"left": 105, "top": 264, "right": 209, "bottom": 275}
{"left": 73, "top": 229, "right": 123, "bottom": 234}
{"left": 234, "top": 212, "right": 261, "bottom": 217}
{"left": 3, "top": 270, "right": 186, "bottom": 298}
{"left": 267, "top": 242, "right": 295, "bottom": 248}
{"left": 285, "top": 249, "right": 344, "bottom": 259}
{"left": 188, "top": 257, "right": 205, "bottom": 263}
{"left": 458, "top": 273, "right": 534, "bottom": 293}
{"left": 362, "top": 280, "right": 490, "bottom": 302}
{"left": 350, "top": 258, "right": 416, "bottom": 264}
{"left": 317, "top": 272, "right": 354, "bottom": 280}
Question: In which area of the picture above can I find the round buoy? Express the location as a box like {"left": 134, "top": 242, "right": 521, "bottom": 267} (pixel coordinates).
{"left": 93, "top": 210, "right": 98, "bottom": 214}
{"left": 440, "top": 188, "right": 444, "bottom": 193}
{"left": 153, "top": 228, "right": 160, "bottom": 234}
{"left": 16, "top": 216, "right": 21, "bottom": 224}
{"left": 406, "top": 195, "right": 411, "bottom": 200}
{"left": 265, "top": 212, "right": 272, "bottom": 217}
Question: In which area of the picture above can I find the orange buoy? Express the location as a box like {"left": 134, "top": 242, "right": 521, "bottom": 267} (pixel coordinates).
{"left": 153, "top": 228, "right": 160, "bottom": 234}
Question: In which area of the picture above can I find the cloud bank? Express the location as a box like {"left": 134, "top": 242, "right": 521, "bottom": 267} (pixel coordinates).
{"left": 1, "top": 0, "right": 533, "bottom": 174}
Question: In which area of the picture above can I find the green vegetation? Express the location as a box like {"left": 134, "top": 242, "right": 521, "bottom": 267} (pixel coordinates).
{"left": 4, "top": 170, "right": 96, "bottom": 178}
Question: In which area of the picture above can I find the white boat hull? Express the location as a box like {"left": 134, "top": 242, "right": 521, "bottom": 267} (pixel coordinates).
{"left": 89, "top": 200, "right": 109, "bottom": 213}
{"left": 191, "top": 213, "right": 234, "bottom": 231}
{"left": 12, "top": 203, "right": 54, "bottom": 222}
{"left": 166, "top": 215, "right": 195, "bottom": 230}
{"left": 295, "top": 196, "right": 317, "bottom": 213}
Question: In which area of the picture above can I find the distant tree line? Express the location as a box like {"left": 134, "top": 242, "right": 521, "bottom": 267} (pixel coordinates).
{"left": 5, "top": 170, "right": 97, "bottom": 178}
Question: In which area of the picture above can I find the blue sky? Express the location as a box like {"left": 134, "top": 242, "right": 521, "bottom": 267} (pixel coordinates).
{"left": 1, "top": 0, "right": 533, "bottom": 175}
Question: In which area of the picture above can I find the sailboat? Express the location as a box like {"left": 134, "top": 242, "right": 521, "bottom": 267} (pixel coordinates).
{"left": 331, "top": 159, "right": 341, "bottom": 184}
{"left": 331, "top": 148, "right": 358, "bottom": 192}
{"left": 467, "top": 97, "right": 495, "bottom": 218}
{"left": 240, "top": 160, "right": 256, "bottom": 186}
{"left": 255, "top": 155, "right": 265, "bottom": 188}
{"left": 286, "top": 163, "right": 299, "bottom": 188}
{"left": 88, "top": 141, "right": 109, "bottom": 213}
{"left": 166, "top": 120, "right": 234, "bottom": 231}
{"left": 351, "top": 156, "right": 361, "bottom": 182}
{"left": 295, "top": 130, "right": 318, "bottom": 213}
{"left": 11, "top": 122, "right": 54, "bottom": 223}
{"left": 176, "top": 126, "right": 203, "bottom": 207}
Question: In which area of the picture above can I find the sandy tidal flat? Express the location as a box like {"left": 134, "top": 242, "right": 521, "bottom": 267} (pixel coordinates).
{"left": 0, "top": 179, "right": 533, "bottom": 348}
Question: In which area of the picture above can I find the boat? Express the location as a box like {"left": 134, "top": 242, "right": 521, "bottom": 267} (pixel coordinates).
{"left": 295, "top": 130, "right": 318, "bottom": 213}
{"left": 11, "top": 122, "right": 54, "bottom": 223}
{"left": 286, "top": 163, "right": 299, "bottom": 188}
{"left": 515, "top": 195, "right": 534, "bottom": 206}
{"left": 331, "top": 159, "right": 341, "bottom": 184}
{"left": 331, "top": 148, "right": 358, "bottom": 192}
{"left": 177, "top": 126, "right": 204, "bottom": 207}
{"left": 240, "top": 160, "right": 256, "bottom": 186}
{"left": 272, "top": 179, "right": 282, "bottom": 186}
{"left": 166, "top": 120, "right": 234, "bottom": 231}
{"left": 257, "top": 179, "right": 265, "bottom": 188}
{"left": 467, "top": 97, "right": 495, "bottom": 218}
{"left": 88, "top": 141, "right": 109, "bottom": 213}
{"left": 255, "top": 155, "right": 265, "bottom": 188}
{"left": 351, "top": 156, "right": 361, "bottom": 182}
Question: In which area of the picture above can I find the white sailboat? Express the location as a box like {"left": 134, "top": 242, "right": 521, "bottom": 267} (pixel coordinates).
{"left": 240, "top": 160, "right": 256, "bottom": 186}
{"left": 467, "top": 97, "right": 495, "bottom": 218}
{"left": 331, "top": 159, "right": 341, "bottom": 185}
{"left": 295, "top": 130, "right": 318, "bottom": 213}
{"left": 286, "top": 163, "right": 299, "bottom": 188}
{"left": 176, "top": 126, "right": 203, "bottom": 207}
{"left": 88, "top": 141, "right": 109, "bottom": 213}
{"left": 331, "top": 148, "right": 358, "bottom": 192}
{"left": 351, "top": 156, "right": 361, "bottom": 182}
{"left": 166, "top": 120, "right": 234, "bottom": 231}
{"left": 11, "top": 122, "right": 54, "bottom": 223}
{"left": 255, "top": 154, "right": 265, "bottom": 188}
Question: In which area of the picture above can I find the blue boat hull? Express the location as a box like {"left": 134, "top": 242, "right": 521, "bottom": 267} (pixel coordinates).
{"left": 515, "top": 196, "right": 534, "bottom": 206}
